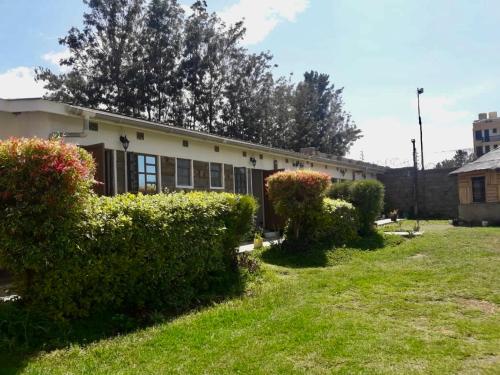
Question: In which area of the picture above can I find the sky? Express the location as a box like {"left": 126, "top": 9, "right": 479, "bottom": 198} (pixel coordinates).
{"left": 1, "top": 0, "right": 500, "bottom": 167}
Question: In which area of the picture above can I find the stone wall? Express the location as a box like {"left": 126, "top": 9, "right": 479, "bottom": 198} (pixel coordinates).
{"left": 378, "top": 167, "right": 459, "bottom": 219}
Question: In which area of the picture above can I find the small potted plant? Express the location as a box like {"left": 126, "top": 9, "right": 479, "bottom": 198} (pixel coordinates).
{"left": 389, "top": 209, "right": 399, "bottom": 222}
{"left": 253, "top": 231, "right": 264, "bottom": 249}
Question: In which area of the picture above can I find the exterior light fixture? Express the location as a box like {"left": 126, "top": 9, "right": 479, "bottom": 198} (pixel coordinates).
{"left": 249, "top": 156, "right": 257, "bottom": 167}
{"left": 417, "top": 87, "right": 424, "bottom": 170}
{"left": 119, "top": 135, "right": 130, "bottom": 151}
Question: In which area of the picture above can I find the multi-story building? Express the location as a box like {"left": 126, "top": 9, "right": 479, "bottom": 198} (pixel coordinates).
{"left": 473, "top": 112, "right": 500, "bottom": 157}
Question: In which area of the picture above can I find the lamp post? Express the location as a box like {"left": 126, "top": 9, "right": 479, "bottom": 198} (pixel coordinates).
{"left": 120, "top": 135, "right": 129, "bottom": 192}
{"left": 417, "top": 88, "right": 425, "bottom": 170}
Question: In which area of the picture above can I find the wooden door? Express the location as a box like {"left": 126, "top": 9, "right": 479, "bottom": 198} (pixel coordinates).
{"left": 80, "top": 143, "right": 106, "bottom": 195}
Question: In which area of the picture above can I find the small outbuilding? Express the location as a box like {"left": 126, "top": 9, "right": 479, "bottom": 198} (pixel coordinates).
{"left": 450, "top": 148, "right": 500, "bottom": 224}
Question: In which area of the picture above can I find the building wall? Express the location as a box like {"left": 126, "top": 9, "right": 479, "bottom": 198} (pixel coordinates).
{"left": 0, "top": 111, "right": 379, "bottom": 182}
{"left": 473, "top": 117, "right": 500, "bottom": 156}
{"left": 457, "top": 170, "right": 500, "bottom": 204}
{"left": 458, "top": 203, "right": 500, "bottom": 224}
{"left": 378, "top": 167, "right": 459, "bottom": 219}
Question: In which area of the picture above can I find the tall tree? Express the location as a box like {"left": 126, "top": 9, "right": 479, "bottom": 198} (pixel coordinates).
{"left": 290, "top": 71, "right": 361, "bottom": 155}
{"left": 435, "top": 150, "right": 475, "bottom": 169}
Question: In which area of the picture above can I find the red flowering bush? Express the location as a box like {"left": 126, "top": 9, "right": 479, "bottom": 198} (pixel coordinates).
{"left": 0, "top": 138, "right": 95, "bottom": 297}
{"left": 0, "top": 137, "right": 95, "bottom": 212}
{"left": 266, "top": 170, "right": 331, "bottom": 248}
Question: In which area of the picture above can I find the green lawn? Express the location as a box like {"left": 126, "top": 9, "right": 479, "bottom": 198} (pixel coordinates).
{"left": 2, "top": 221, "right": 499, "bottom": 374}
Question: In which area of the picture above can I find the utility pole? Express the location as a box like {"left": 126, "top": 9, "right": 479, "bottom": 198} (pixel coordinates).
{"left": 417, "top": 88, "right": 425, "bottom": 170}
{"left": 411, "top": 139, "right": 419, "bottom": 219}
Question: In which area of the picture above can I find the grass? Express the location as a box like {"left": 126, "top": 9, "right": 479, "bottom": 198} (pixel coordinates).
{"left": 1, "top": 221, "right": 499, "bottom": 374}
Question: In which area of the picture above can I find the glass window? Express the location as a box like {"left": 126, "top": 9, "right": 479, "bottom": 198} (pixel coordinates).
{"left": 471, "top": 177, "right": 486, "bottom": 203}
{"left": 177, "top": 158, "right": 192, "bottom": 187}
{"left": 234, "top": 167, "right": 247, "bottom": 194}
{"left": 475, "top": 130, "right": 482, "bottom": 141}
{"left": 137, "top": 154, "right": 157, "bottom": 193}
{"left": 210, "top": 163, "right": 223, "bottom": 188}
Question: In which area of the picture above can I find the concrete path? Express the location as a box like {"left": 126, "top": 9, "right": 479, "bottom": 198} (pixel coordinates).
{"left": 238, "top": 239, "right": 281, "bottom": 253}
{"left": 375, "top": 218, "right": 405, "bottom": 226}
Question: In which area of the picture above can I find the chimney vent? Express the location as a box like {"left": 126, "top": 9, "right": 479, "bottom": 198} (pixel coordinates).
{"left": 489, "top": 111, "right": 497, "bottom": 119}
{"left": 478, "top": 113, "right": 487, "bottom": 120}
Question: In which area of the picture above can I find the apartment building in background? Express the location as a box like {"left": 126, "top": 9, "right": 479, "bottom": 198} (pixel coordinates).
{"left": 473, "top": 111, "right": 500, "bottom": 157}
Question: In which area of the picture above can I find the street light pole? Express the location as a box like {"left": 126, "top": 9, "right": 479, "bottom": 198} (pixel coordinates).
{"left": 417, "top": 88, "right": 425, "bottom": 170}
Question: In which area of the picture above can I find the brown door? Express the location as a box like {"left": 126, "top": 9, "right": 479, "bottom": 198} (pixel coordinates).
{"left": 262, "top": 169, "right": 285, "bottom": 231}
{"left": 80, "top": 143, "right": 106, "bottom": 195}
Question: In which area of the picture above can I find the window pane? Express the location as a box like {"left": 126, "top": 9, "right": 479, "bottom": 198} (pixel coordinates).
{"left": 138, "top": 155, "right": 145, "bottom": 173}
{"left": 147, "top": 174, "right": 156, "bottom": 183}
{"left": 138, "top": 174, "right": 146, "bottom": 190}
{"left": 210, "top": 163, "right": 222, "bottom": 187}
{"left": 234, "top": 167, "right": 247, "bottom": 194}
{"left": 177, "top": 159, "right": 191, "bottom": 186}
{"left": 146, "top": 165, "right": 156, "bottom": 174}
{"left": 472, "top": 177, "right": 485, "bottom": 203}
{"left": 146, "top": 156, "right": 156, "bottom": 164}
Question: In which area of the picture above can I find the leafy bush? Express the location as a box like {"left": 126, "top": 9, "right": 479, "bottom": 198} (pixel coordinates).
{"left": 0, "top": 138, "right": 256, "bottom": 319}
{"left": 328, "top": 181, "right": 352, "bottom": 201}
{"left": 327, "top": 180, "right": 384, "bottom": 234}
{"left": 316, "top": 198, "right": 359, "bottom": 245}
{"left": 266, "top": 170, "right": 330, "bottom": 248}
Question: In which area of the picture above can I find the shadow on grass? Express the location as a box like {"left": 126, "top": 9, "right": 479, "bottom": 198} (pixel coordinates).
{"left": 260, "top": 231, "right": 404, "bottom": 269}
{"left": 0, "top": 267, "right": 251, "bottom": 375}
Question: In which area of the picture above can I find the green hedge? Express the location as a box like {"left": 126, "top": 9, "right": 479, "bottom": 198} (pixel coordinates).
{"left": 0, "top": 192, "right": 256, "bottom": 319}
{"left": 316, "top": 198, "right": 359, "bottom": 245}
{"left": 327, "top": 180, "right": 385, "bottom": 234}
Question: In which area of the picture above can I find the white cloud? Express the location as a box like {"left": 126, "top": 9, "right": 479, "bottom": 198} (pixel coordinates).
{"left": 219, "top": 0, "right": 309, "bottom": 45}
{"left": 348, "top": 92, "right": 477, "bottom": 168}
{"left": 42, "top": 50, "right": 71, "bottom": 73}
{"left": 0, "top": 67, "right": 46, "bottom": 99}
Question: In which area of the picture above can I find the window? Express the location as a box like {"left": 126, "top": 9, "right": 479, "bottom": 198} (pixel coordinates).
{"left": 214, "top": 145, "right": 220, "bottom": 152}
{"left": 176, "top": 158, "right": 192, "bottom": 187}
{"left": 475, "top": 130, "right": 482, "bottom": 141}
{"left": 137, "top": 132, "right": 144, "bottom": 140}
{"left": 471, "top": 177, "right": 486, "bottom": 203}
{"left": 89, "top": 122, "right": 98, "bottom": 131}
{"left": 476, "top": 146, "right": 483, "bottom": 157}
{"left": 182, "top": 140, "right": 189, "bottom": 147}
{"left": 484, "top": 129, "right": 490, "bottom": 142}
{"left": 494, "top": 128, "right": 498, "bottom": 134}
{"left": 242, "top": 151, "right": 247, "bottom": 157}
{"left": 234, "top": 167, "right": 247, "bottom": 194}
{"left": 259, "top": 154, "right": 263, "bottom": 160}
{"left": 273, "top": 160, "right": 278, "bottom": 170}
{"left": 138, "top": 154, "right": 157, "bottom": 193}
{"left": 485, "top": 145, "right": 491, "bottom": 153}
{"left": 210, "top": 163, "right": 223, "bottom": 188}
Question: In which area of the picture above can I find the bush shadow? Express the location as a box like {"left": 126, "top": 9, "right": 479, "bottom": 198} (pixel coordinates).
{"left": 260, "top": 231, "right": 401, "bottom": 269}
{"left": 0, "top": 267, "right": 249, "bottom": 375}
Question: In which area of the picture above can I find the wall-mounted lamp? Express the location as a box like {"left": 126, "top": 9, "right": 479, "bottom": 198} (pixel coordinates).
{"left": 249, "top": 156, "right": 257, "bottom": 167}
{"left": 119, "top": 135, "right": 130, "bottom": 151}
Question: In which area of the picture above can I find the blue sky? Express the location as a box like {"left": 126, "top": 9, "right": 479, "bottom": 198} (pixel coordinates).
{"left": 1, "top": 0, "right": 499, "bottom": 166}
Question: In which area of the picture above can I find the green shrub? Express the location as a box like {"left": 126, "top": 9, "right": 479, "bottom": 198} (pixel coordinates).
{"left": 316, "top": 198, "right": 359, "bottom": 245}
{"left": 0, "top": 192, "right": 256, "bottom": 319}
{"left": 0, "top": 138, "right": 256, "bottom": 319}
{"left": 328, "top": 180, "right": 384, "bottom": 235}
{"left": 328, "top": 181, "right": 353, "bottom": 201}
{"left": 266, "top": 170, "right": 331, "bottom": 249}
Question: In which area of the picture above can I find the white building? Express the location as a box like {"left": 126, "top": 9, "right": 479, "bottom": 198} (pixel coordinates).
{"left": 0, "top": 98, "right": 385, "bottom": 229}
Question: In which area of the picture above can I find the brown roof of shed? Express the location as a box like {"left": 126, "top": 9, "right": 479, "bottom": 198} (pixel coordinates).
{"left": 450, "top": 148, "right": 500, "bottom": 174}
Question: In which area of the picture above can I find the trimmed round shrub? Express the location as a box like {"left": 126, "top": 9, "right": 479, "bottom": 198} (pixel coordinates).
{"left": 316, "top": 198, "right": 359, "bottom": 245}
{"left": 266, "top": 170, "right": 330, "bottom": 248}
{"left": 327, "top": 180, "right": 384, "bottom": 235}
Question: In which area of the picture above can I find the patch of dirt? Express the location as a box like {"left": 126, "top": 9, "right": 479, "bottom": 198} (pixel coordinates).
{"left": 409, "top": 253, "right": 427, "bottom": 260}
{"left": 456, "top": 298, "right": 498, "bottom": 314}
{"left": 461, "top": 354, "right": 500, "bottom": 374}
